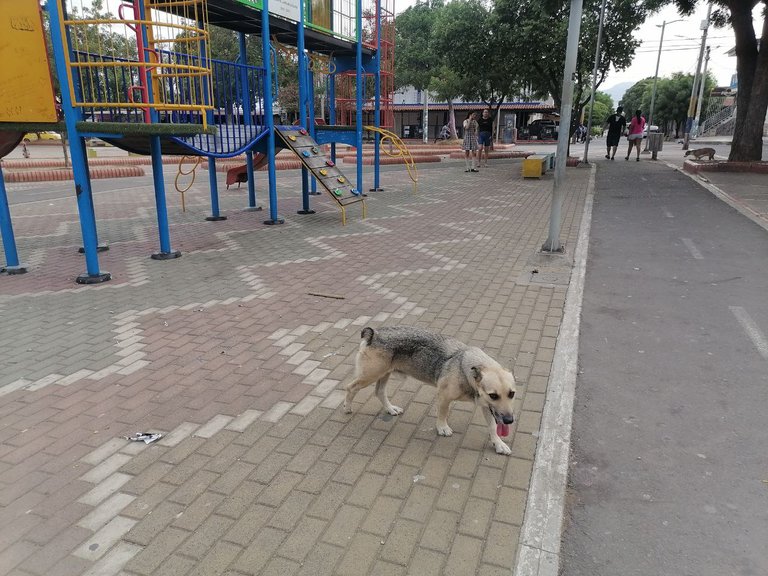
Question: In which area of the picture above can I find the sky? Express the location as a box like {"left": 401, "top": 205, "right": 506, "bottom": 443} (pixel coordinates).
{"left": 606, "top": 3, "right": 742, "bottom": 90}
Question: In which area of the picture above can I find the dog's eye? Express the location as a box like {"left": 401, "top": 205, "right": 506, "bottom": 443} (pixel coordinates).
{"left": 488, "top": 393, "right": 499, "bottom": 400}
{"left": 508, "top": 391, "right": 515, "bottom": 399}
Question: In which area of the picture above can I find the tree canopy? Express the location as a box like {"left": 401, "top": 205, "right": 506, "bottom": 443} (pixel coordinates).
{"left": 394, "top": 0, "right": 765, "bottom": 160}
{"left": 621, "top": 72, "right": 716, "bottom": 137}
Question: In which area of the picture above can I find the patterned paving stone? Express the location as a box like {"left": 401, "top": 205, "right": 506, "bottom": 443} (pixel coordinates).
{"left": 0, "top": 160, "right": 589, "bottom": 575}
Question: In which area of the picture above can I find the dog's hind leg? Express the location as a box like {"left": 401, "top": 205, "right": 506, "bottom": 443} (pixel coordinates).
{"left": 375, "top": 374, "right": 403, "bottom": 415}
{"left": 343, "top": 375, "right": 376, "bottom": 413}
{"left": 344, "top": 360, "right": 390, "bottom": 413}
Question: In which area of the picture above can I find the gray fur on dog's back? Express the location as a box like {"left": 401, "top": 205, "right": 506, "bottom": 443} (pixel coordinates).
{"left": 361, "top": 326, "right": 479, "bottom": 387}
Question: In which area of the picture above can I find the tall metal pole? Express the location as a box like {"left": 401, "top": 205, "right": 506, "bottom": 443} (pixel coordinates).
{"left": 643, "top": 20, "right": 672, "bottom": 152}
{"left": 543, "top": 0, "right": 584, "bottom": 253}
{"left": 683, "top": 3, "right": 711, "bottom": 150}
{"left": 582, "top": 0, "right": 607, "bottom": 163}
{"left": 692, "top": 45, "right": 710, "bottom": 137}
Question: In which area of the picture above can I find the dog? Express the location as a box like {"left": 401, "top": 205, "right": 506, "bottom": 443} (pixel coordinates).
{"left": 343, "top": 326, "right": 518, "bottom": 455}
{"left": 684, "top": 147, "right": 716, "bottom": 160}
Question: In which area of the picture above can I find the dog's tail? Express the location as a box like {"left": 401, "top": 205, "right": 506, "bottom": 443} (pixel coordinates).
{"left": 361, "top": 327, "right": 375, "bottom": 345}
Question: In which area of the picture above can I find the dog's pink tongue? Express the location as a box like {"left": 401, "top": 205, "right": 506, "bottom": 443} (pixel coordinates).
{"left": 497, "top": 423, "right": 510, "bottom": 437}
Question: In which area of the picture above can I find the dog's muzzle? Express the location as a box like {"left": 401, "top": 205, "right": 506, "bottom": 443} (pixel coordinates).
{"left": 490, "top": 407, "right": 514, "bottom": 425}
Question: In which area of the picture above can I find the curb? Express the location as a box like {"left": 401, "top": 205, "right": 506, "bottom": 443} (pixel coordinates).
{"left": 344, "top": 154, "right": 442, "bottom": 165}
{"left": 3, "top": 165, "right": 145, "bottom": 183}
{"left": 513, "top": 163, "right": 595, "bottom": 576}
{"left": 448, "top": 151, "right": 532, "bottom": 160}
{"left": 1, "top": 156, "right": 177, "bottom": 169}
{"left": 682, "top": 159, "right": 768, "bottom": 174}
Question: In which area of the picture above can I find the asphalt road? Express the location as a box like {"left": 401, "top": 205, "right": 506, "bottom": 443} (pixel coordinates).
{"left": 561, "top": 159, "right": 768, "bottom": 575}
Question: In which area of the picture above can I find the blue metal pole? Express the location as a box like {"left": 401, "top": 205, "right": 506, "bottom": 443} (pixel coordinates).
{"left": 329, "top": 72, "right": 337, "bottom": 163}
{"left": 262, "top": 0, "right": 283, "bottom": 225}
{"left": 136, "top": 1, "right": 180, "bottom": 260}
{"left": 355, "top": 0, "right": 364, "bottom": 195}
{"left": 0, "top": 167, "right": 26, "bottom": 274}
{"left": 206, "top": 158, "right": 227, "bottom": 221}
{"left": 149, "top": 136, "right": 180, "bottom": 259}
{"left": 307, "top": 64, "right": 320, "bottom": 197}
{"left": 239, "top": 32, "right": 260, "bottom": 211}
{"left": 46, "top": 0, "right": 109, "bottom": 283}
{"left": 371, "top": 0, "right": 383, "bottom": 191}
{"left": 297, "top": 8, "right": 312, "bottom": 211}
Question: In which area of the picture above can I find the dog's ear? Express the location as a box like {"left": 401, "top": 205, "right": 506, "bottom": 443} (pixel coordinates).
{"left": 470, "top": 366, "right": 483, "bottom": 382}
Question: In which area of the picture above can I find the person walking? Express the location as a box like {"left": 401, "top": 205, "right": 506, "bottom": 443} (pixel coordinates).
{"left": 625, "top": 109, "right": 646, "bottom": 161}
{"left": 477, "top": 108, "right": 495, "bottom": 168}
{"left": 603, "top": 106, "right": 626, "bottom": 160}
{"left": 462, "top": 111, "right": 479, "bottom": 172}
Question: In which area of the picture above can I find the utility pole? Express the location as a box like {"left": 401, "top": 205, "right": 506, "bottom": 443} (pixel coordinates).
{"left": 683, "top": 3, "right": 712, "bottom": 150}
{"left": 582, "top": 0, "right": 608, "bottom": 164}
{"left": 543, "top": 0, "right": 583, "bottom": 253}
{"left": 693, "top": 46, "right": 711, "bottom": 138}
{"left": 643, "top": 19, "right": 683, "bottom": 153}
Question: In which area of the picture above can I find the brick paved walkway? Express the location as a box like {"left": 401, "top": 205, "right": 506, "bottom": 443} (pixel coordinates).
{"left": 0, "top": 159, "right": 589, "bottom": 576}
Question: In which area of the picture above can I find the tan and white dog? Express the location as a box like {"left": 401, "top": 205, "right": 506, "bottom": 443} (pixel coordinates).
{"left": 684, "top": 147, "right": 716, "bottom": 160}
{"left": 343, "top": 326, "right": 518, "bottom": 455}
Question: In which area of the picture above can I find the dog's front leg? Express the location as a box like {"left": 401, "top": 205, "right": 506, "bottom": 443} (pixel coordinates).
{"left": 485, "top": 409, "right": 512, "bottom": 455}
{"left": 435, "top": 395, "right": 453, "bottom": 436}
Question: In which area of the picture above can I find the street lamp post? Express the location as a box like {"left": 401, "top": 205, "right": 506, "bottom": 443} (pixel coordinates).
{"left": 683, "top": 3, "right": 712, "bottom": 150}
{"left": 644, "top": 19, "right": 683, "bottom": 152}
{"left": 582, "top": 0, "right": 608, "bottom": 164}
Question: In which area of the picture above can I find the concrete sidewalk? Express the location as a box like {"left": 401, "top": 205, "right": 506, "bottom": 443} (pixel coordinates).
{"left": 0, "top": 157, "right": 589, "bottom": 576}
{"left": 2, "top": 134, "right": 766, "bottom": 576}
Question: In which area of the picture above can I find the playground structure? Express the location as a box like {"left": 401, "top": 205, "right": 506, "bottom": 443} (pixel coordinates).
{"left": 0, "top": 0, "right": 400, "bottom": 284}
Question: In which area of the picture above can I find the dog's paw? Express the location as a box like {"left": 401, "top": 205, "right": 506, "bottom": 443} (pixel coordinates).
{"left": 342, "top": 402, "right": 353, "bottom": 414}
{"left": 493, "top": 441, "right": 512, "bottom": 455}
{"left": 436, "top": 424, "right": 453, "bottom": 437}
{"left": 386, "top": 405, "right": 404, "bottom": 416}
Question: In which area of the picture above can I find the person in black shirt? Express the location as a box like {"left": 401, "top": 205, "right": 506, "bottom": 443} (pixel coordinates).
{"left": 477, "top": 109, "right": 495, "bottom": 168}
{"left": 603, "top": 106, "right": 627, "bottom": 160}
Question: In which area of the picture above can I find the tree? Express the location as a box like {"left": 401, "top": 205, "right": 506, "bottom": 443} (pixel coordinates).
{"left": 620, "top": 78, "right": 654, "bottom": 116}
{"left": 494, "top": 0, "right": 675, "bottom": 133}
{"left": 588, "top": 91, "right": 613, "bottom": 134}
{"left": 428, "top": 66, "right": 463, "bottom": 138}
{"left": 705, "top": 1, "right": 767, "bottom": 161}
{"left": 394, "top": 1, "right": 441, "bottom": 94}
{"left": 431, "top": 0, "right": 524, "bottom": 120}
{"left": 621, "top": 72, "right": 716, "bottom": 137}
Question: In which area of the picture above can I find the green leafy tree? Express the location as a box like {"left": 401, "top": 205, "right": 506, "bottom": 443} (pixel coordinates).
{"left": 622, "top": 72, "right": 716, "bottom": 137}
{"left": 495, "top": 0, "right": 665, "bottom": 125}
{"left": 394, "top": 1, "right": 441, "bottom": 93}
{"left": 428, "top": 66, "right": 464, "bottom": 138}
{"left": 620, "top": 78, "right": 654, "bottom": 116}
{"left": 653, "top": 74, "right": 694, "bottom": 136}
{"left": 588, "top": 91, "right": 613, "bottom": 134}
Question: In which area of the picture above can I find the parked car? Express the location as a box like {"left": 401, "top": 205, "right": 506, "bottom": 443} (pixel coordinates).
{"left": 643, "top": 124, "right": 660, "bottom": 138}
{"left": 23, "top": 132, "right": 62, "bottom": 142}
{"left": 519, "top": 119, "right": 559, "bottom": 140}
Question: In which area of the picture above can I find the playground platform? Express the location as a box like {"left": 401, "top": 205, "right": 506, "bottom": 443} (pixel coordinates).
{"left": 0, "top": 154, "right": 589, "bottom": 575}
